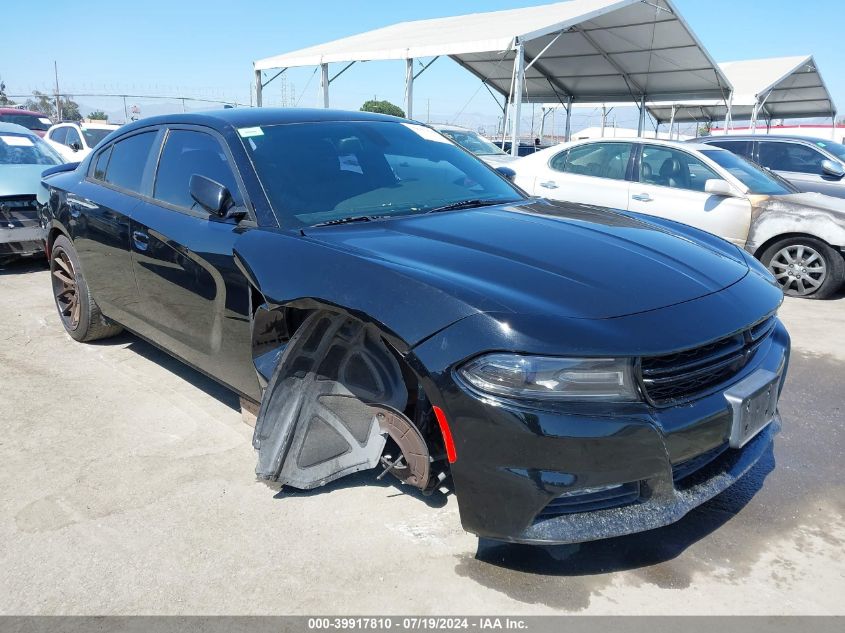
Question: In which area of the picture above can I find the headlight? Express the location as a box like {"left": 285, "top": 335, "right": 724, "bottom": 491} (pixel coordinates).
{"left": 457, "top": 354, "right": 639, "bottom": 402}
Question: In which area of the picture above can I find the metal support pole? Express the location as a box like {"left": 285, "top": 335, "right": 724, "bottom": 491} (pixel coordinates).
{"left": 320, "top": 63, "right": 330, "bottom": 109}
{"left": 404, "top": 58, "right": 414, "bottom": 120}
{"left": 600, "top": 105, "right": 607, "bottom": 138}
{"left": 564, "top": 96, "right": 573, "bottom": 142}
{"left": 833, "top": 110, "right": 838, "bottom": 141}
{"left": 637, "top": 95, "right": 646, "bottom": 136}
{"left": 750, "top": 101, "right": 760, "bottom": 135}
{"left": 723, "top": 92, "right": 733, "bottom": 135}
{"left": 255, "top": 69, "right": 263, "bottom": 107}
{"left": 668, "top": 105, "right": 677, "bottom": 141}
{"left": 510, "top": 42, "right": 525, "bottom": 157}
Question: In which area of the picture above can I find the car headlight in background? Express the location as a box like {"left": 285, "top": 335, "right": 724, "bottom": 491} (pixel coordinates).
{"left": 457, "top": 354, "right": 639, "bottom": 402}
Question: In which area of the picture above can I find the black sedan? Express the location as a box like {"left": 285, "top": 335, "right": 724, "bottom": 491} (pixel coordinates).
{"left": 42, "top": 109, "right": 790, "bottom": 544}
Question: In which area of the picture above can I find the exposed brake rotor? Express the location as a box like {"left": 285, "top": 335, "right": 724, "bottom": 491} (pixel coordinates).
{"left": 375, "top": 408, "right": 430, "bottom": 490}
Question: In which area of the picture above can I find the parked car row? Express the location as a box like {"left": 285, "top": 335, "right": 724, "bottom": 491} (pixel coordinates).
{"left": 506, "top": 137, "right": 845, "bottom": 298}
{"left": 38, "top": 108, "right": 790, "bottom": 546}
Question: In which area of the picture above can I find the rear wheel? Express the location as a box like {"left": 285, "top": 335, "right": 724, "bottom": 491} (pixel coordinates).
{"left": 50, "top": 235, "right": 123, "bottom": 342}
{"left": 760, "top": 236, "right": 845, "bottom": 299}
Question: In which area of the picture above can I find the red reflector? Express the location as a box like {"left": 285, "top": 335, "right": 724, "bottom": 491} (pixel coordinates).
{"left": 432, "top": 405, "right": 457, "bottom": 464}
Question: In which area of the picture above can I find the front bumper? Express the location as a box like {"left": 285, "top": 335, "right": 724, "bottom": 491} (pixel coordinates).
{"left": 417, "top": 317, "right": 790, "bottom": 545}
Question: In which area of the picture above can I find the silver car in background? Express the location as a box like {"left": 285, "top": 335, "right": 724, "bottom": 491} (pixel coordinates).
{"left": 696, "top": 135, "right": 845, "bottom": 200}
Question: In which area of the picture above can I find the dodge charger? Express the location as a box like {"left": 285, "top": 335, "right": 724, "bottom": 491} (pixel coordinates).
{"left": 42, "top": 109, "right": 790, "bottom": 544}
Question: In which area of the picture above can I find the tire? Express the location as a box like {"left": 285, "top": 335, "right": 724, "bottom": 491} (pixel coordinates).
{"left": 50, "top": 235, "right": 123, "bottom": 342}
{"left": 760, "top": 236, "right": 845, "bottom": 299}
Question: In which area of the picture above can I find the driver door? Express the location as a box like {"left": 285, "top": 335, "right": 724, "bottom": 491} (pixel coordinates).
{"left": 128, "top": 125, "right": 258, "bottom": 398}
{"left": 628, "top": 144, "right": 751, "bottom": 246}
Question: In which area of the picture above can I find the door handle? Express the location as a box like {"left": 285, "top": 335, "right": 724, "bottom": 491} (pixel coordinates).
{"left": 632, "top": 193, "right": 653, "bottom": 202}
{"left": 539, "top": 180, "right": 559, "bottom": 190}
{"left": 132, "top": 230, "right": 149, "bottom": 251}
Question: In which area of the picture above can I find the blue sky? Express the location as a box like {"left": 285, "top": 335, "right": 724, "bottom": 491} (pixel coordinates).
{"left": 1, "top": 0, "right": 840, "bottom": 134}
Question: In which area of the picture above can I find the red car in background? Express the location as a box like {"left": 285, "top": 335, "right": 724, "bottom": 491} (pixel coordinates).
{"left": 0, "top": 108, "right": 53, "bottom": 137}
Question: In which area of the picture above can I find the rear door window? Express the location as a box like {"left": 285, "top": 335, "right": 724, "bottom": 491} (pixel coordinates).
{"left": 103, "top": 131, "right": 157, "bottom": 193}
{"left": 553, "top": 142, "right": 633, "bottom": 180}
{"left": 153, "top": 129, "right": 241, "bottom": 210}
{"left": 92, "top": 146, "right": 112, "bottom": 180}
{"left": 704, "top": 140, "right": 752, "bottom": 159}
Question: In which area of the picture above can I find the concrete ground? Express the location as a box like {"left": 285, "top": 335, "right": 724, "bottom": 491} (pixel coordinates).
{"left": 0, "top": 258, "right": 843, "bottom": 615}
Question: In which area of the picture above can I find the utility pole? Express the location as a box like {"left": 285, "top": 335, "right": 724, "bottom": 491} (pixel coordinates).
{"left": 54, "top": 61, "right": 62, "bottom": 121}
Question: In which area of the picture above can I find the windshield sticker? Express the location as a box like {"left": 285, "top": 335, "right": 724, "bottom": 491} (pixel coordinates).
{"left": 238, "top": 126, "right": 264, "bottom": 138}
{"left": 401, "top": 123, "right": 450, "bottom": 144}
{"left": 38, "top": 117, "right": 52, "bottom": 125}
{"left": 0, "top": 135, "right": 34, "bottom": 147}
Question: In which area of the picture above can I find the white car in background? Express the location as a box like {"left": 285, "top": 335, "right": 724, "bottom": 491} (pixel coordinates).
{"left": 44, "top": 121, "right": 120, "bottom": 162}
{"left": 431, "top": 124, "right": 517, "bottom": 167}
{"left": 511, "top": 137, "right": 845, "bottom": 298}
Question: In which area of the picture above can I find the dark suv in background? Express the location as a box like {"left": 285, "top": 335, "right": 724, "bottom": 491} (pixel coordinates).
{"left": 696, "top": 135, "right": 845, "bottom": 199}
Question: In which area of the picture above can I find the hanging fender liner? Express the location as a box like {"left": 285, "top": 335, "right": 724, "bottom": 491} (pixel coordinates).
{"left": 253, "top": 310, "right": 410, "bottom": 489}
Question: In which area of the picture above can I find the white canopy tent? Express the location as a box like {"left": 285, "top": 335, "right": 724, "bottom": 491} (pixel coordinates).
{"left": 253, "top": 0, "right": 732, "bottom": 155}
{"left": 647, "top": 55, "right": 837, "bottom": 136}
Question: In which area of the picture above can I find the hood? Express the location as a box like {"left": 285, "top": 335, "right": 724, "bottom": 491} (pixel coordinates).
{"left": 773, "top": 192, "right": 845, "bottom": 217}
{"left": 302, "top": 200, "right": 749, "bottom": 320}
{"left": 0, "top": 164, "right": 51, "bottom": 202}
{"left": 480, "top": 154, "right": 519, "bottom": 167}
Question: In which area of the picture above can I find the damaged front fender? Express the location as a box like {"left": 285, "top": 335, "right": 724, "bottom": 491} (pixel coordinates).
{"left": 747, "top": 193, "right": 845, "bottom": 254}
{"left": 253, "top": 311, "right": 408, "bottom": 488}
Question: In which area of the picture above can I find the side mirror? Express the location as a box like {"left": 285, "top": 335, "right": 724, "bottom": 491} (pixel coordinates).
{"left": 704, "top": 179, "right": 735, "bottom": 197}
{"left": 495, "top": 165, "right": 516, "bottom": 181}
{"left": 189, "top": 174, "right": 244, "bottom": 220}
{"left": 69, "top": 142, "right": 81, "bottom": 152}
{"left": 821, "top": 159, "right": 845, "bottom": 179}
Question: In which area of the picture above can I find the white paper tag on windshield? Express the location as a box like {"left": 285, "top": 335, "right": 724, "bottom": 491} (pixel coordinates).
{"left": 0, "top": 135, "right": 34, "bottom": 147}
{"left": 401, "top": 123, "right": 450, "bottom": 144}
{"left": 238, "top": 126, "right": 264, "bottom": 138}
{"left": 38, "top": 117, "right": 52, "bottom": 125}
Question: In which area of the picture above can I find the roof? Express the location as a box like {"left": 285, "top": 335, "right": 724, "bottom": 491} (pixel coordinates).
{"left": 254, "top": 0, "right": 732, "bottom": 103}
{"left": 112, "top": 108, "right": 405, "bottom": 134}
{"left": 0, "top": 108, "right": 46, "bottom": 116}
{"left": 697, "top": 134, "right": 839, "bottom": 145}
{"left": 648, "top": 55, "right": 835, "bottom": 123}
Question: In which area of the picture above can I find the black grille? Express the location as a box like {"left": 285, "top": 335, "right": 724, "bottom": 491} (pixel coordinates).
{"left": 640, "top": 316, "right": 776, "bottom": 406}
{"left": 535, "top": 482, "right": 641, "bottom": 520}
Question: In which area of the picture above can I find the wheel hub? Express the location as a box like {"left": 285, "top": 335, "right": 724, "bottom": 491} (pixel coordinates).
{"left": 51, "top": 250, "right": 80, "bottom": 328}
{"left": 768, "top": 244, "right": 826, "bottom": 296}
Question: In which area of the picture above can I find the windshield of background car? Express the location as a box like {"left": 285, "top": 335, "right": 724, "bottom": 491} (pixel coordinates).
{"left": 701, "top": 149, "right": 795, "bottom": 196}
{"left": 812, "top": 139, "right": 845, "bottom": 161}
{"left": 239, "top": 121, "right": 523, "bottom": 227}
{"left": 0, "top": 113, "right": 53, "bottom": 131}
{"left": 438, "top": 129, "right": 507, "bottom": 156}
{"left": 82, "top": 128, "right": 112, "bottom": 148}
{"left": 0, "top": 133, "right": 63, "bottom": 165}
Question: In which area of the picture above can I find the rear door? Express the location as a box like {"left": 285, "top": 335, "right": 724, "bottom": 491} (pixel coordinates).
{"left": 628, "top": 144, "right": 751, "bottom": 245}
{"left": 128, "top": 125, "right": 258, "bottom": 398}
{"left": 756, "top": 139, "right": 845, "bottom": 197}
{"left": 69, "top": 129, "right": 160, "bottom": 323}
{"left": 530, "top": 141, "right": 634, "bottom": 210}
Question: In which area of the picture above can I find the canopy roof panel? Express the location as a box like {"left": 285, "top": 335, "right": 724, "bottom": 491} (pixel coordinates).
{"left": 254, "top": 0, "right": 732, "bottom": 103}
{"left": 648, "top": 55, "right": 835, "bottom": 123}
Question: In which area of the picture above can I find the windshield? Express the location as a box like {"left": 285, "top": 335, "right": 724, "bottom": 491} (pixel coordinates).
{"left": 437, "top": 128, "right": 507, "bottom": 156}
{"left": 239, "top": 121, "right": 523, "bottom": 228}
{"left": 0, "top": 113, "right": 53, "bottom": 132}
{"left": 0, "top": 132, "right": 63, "bottom": 165}
{"left": 812, "top": 139, "right": 845, "bottom": 161}
{"left": 82, "top": 128, "right": 113, "bottom": 148}
{"left": 702, "top": 149, "right": 795, "bottom": 196}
